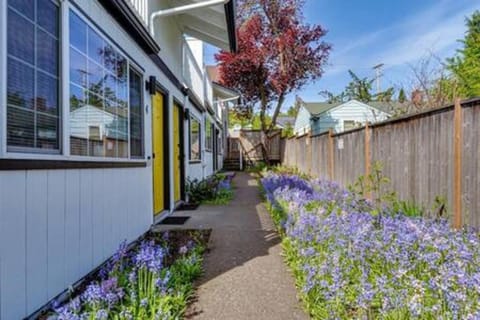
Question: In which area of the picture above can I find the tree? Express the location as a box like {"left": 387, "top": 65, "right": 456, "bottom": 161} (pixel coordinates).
{"left": 448, "top": 10, "right": 480, "bottom": 98}
{"left": 398, "top": 88, "right": 407, "bottom": 103}
{"left": 215, "top": 0, "right": 331, "bottom": 162}
{"left": 320, "top": 70, "right": 394, "bottom": 103}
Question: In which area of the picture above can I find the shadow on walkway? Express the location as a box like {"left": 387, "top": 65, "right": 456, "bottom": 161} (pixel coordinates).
{"left": 154, "top": 172, "right": 306, "bottom": 320}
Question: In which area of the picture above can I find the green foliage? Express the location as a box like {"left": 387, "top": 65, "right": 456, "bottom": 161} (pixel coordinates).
{"left": 392, "top": 200, "right": 424, "bottom": 217}
{"left": 268, "top": 165, "right": 312, "bottom": 180}
{"left": 186, "top": 174, "right": 234, "bottom": 205}
{"left": 447, "top": 10, "right": 480, "bottom": 98}
{"left": 348, "top": 161, "right": 397, "bottom": 213}
{"left": 320, "top": 70, "right": 395, "bottom": 103}
{"left": 246, "top": 161, "right": 267, "bottom": 173}
{"left": 398, "top": 88, "right": 407, "bottom": 103}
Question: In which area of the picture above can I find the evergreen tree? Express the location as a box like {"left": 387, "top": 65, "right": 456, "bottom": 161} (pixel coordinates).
{"left": 448, "top": 10, "right": 480, "bottom": 98}
{"left": 398, "top": 88, "right": 407, "bottom": 103}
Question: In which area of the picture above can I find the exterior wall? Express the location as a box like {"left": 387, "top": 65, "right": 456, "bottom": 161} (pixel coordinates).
{"left": 0, "top": 1, "right": 185, "bottom": 317}
{"left": 293, "top": 106, "right": 312, "bottom": 135}
{"left": 150, "top": 1, "right": 184, "bottom": 78}
{"left": 312, "top": 101, "right": 390, "bottom": 135}
{"left": 0, "top": 168, "right": 151, "bottom": 319}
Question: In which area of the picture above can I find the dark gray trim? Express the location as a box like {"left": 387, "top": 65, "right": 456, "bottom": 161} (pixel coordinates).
{"left": 187, "top": 90, "right": 206, "bottom": 113}
{"left": 224, "top": 0, "right": 237, "bottom": 52}
{"left": 97, "top": 0, "right": 160, "bottom": 54}
{"left": 0, "top": 159, "right": 147, "bottom": 170}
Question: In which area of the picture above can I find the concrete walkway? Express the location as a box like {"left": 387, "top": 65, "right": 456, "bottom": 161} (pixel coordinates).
{"left": 154, "top": 172, "right": 307, "bottom": 320}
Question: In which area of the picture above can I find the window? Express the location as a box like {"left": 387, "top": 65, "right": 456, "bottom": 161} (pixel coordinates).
{"left": 129, "top": 68, "right": 144, "bottom": 158}
{"left": 6, "top": 0, "right": 60, "bottom": 151}
{"left": 189, "top": 115, "right": 201, "bottom": 161}
{"left": 205, "top": 118, "right": 213, "bottom": 151}
{"left": 343, "top": 120, "right": 357, "bottom": 131}
{"left": 69, "top": 10, "right": 139, "bottom": 159}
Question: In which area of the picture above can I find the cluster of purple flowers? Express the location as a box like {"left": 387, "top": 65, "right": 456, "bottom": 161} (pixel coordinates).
{"left": 262, "top": 173, "right": 480, "bottom": 319}
{"left": 52, "top": 237, "right": 197, "bottom": 320}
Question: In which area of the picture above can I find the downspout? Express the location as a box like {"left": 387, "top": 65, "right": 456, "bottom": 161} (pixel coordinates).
{"left": 149, "top": 0, "right": 231, "bottom": 36}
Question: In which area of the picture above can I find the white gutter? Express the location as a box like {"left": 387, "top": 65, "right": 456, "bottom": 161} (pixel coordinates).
{"left": 150, "top": 0, "right": 230, "bottom": 36}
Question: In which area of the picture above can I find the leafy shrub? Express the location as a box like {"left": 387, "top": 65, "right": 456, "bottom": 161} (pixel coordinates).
{"left": 186, "top": 174, "right": 234, "bottom": 205}
{"left": 51, "top": 236, "right": 205, "bottom": 319}
{"left": 262, "top": 172, "right": 480, "bottom": 319}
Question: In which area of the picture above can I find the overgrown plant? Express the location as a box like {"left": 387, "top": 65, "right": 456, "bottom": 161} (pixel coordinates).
{"left": 348, "top": 162, "right": 397, "bottom": 214}
{"left": 186, "top": 174, "right": 234, "bottom": 205}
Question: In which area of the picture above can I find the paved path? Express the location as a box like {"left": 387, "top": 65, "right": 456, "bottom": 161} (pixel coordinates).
{"left": 154, "top": 172, "right": 307, "bottom": 320}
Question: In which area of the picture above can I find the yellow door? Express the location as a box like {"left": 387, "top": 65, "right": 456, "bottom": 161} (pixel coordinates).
{"left": 173, "top": 104, "right": 181, "bottom": 202}
{"left": 152, "top": 93, "right": 165, "bottom": 214}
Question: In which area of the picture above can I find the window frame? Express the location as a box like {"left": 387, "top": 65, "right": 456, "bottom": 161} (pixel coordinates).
{"left": 189, "top": 113, "right": 201, "bottom": 162}
{"left": 1, "top": 2, "right": 146, "bottom": 162}
{"left": 128, "top": 66, "right": 145, "bottom": 159}
{"left": 343, "top": 120, "right": 357, "bottom": 131}
{"left": 205, "top": 117, "right": 213, "bottom": 152}
{"left": 5, "top": 0, "right": 62, "bottom": 155}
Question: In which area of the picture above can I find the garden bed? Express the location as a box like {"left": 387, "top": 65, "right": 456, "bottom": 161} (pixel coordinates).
{"left": 37, "top": 229, "right": 210, "bottom": 320}
{"left": 262, "top": 172, "right": 480, "bottom": 319}
{"left": 186, "top": 173, "right": 235, "bottom": 206}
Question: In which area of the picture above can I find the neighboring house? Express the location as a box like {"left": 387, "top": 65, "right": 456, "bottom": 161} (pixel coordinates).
{"left": 0, "top": 0, "right": 236, "bottom": 318}
{"left": 276, "top": 116, "right": 295, "bottom": 129}
{"left": 293, "top": 99, "right": 391, "bottom": 136}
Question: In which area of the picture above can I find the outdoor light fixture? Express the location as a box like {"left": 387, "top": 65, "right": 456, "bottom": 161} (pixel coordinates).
{"left": 146, "top": 76, "right": 157, "bottom": 95}
{"left": 184, "top": 108, "right": 190, "bottom": 120}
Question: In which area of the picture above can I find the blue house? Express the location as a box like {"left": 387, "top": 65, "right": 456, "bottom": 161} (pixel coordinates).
{"left": 293, "top": 99, "right": 392, "bottom": 136}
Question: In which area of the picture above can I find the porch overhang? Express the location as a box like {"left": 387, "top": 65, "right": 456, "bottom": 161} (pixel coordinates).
{"left": 161, "top": 0, "right": 237, "bottom": 52}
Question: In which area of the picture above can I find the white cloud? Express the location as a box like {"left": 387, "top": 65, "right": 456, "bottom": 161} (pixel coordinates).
{"left": 325, "top": 0, "right": 477, "bottom": 77}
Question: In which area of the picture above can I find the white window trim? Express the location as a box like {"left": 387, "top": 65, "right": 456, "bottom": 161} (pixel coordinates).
{"left": 189, "top": 113, "right": 201, "bottom": 161}
{"left": 1, "top": 2, "right": 146, "bottom": 162}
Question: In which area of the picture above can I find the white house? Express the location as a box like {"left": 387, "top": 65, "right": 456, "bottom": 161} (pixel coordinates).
{"left": 293, "top": 99, "right": 392, "bottom": 136}
{"left": 0, "top": 0, "right": 236, "bottom": 318}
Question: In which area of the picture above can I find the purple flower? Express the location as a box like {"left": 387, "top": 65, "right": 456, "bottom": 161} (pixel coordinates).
{"left": 133, "top": 241, "right": 165, "bottom": 273}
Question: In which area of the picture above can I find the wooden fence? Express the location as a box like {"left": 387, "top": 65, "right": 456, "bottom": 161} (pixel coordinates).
{"left": 227, "top": 129, "right": 282, "bottom": 162}
{"left": 281, "top": 98, "right": 480, "bottom": 228}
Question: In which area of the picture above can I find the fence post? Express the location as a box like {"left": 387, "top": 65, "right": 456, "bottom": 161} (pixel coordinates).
{"left": 453, "top": 98, "right": 463, "bottom": 229}
{"left": 364, "top": 122, "right": 371, "bottom": 199}
{"left": 328, "top": 129, "right": 334, "bottom": 180}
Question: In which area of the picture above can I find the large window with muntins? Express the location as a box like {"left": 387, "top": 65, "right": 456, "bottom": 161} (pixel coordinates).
{"left": 69, "top": 10, "right": 129, "bottom": 158}
{"left": 6, "top": 0, "right": 60, "bottom": 151}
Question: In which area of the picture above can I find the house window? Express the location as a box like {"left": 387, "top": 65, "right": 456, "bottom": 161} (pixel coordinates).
{"left": 205, "top": 118, "right": 212, "bottom": 151}
{"left": 69, "top": 10, "right": 130, "bottom": 158}
{"left": 129, "top": 68, "right": 144, "bottom": 158}
{"left": 6, "top": 0, "right": 60, "bottom": 151}
{"left": 343, "top": 120, "right": 357, "bottom": 131}
{"left": 189, "top": 115, "right": 201, "bottom": 161}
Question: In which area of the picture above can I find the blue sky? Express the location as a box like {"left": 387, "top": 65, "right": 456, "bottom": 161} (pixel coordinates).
{"left": 205, "top": 0, "right": 479, "bottom": 111}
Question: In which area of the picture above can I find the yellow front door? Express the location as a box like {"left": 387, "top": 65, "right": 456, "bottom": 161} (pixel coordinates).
{"left": 173, "top": 104, "right": 181, "bottom": 202}
{"left": 152, "top": 93, "right": 165, "bottom": 214}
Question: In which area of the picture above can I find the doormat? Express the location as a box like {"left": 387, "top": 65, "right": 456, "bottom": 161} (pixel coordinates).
{"left": 177, "top": 203, "right": 200, "bottom": 210}
{"left": 160, "top": 216, "right": 190, "bottom": 225}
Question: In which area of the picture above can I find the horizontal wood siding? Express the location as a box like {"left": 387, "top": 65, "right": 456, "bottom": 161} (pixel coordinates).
{"left": 0, "top": 167, "right": 152, "bottom": 319}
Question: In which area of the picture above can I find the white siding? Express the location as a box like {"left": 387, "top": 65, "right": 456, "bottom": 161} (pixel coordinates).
{"left": 293, "top": 106, "right": 311, "bottom": 135}
{"left": 0, "top": 0, "right": 230, "bottom": 316}
{"left": 318, "top": 101, "right": 390, "bottom": 133}
{"left": 0, "top": 168, "right": 151, "bottom": 319}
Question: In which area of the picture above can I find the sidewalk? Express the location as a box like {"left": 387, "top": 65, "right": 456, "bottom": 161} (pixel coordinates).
{"left": 154, "top": 172, "right": 307, "bottom": 320}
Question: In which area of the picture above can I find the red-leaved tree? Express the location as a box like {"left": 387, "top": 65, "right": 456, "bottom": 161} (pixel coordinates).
{"left": 215, "top": 0, "right": 331, "bottom": 162}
